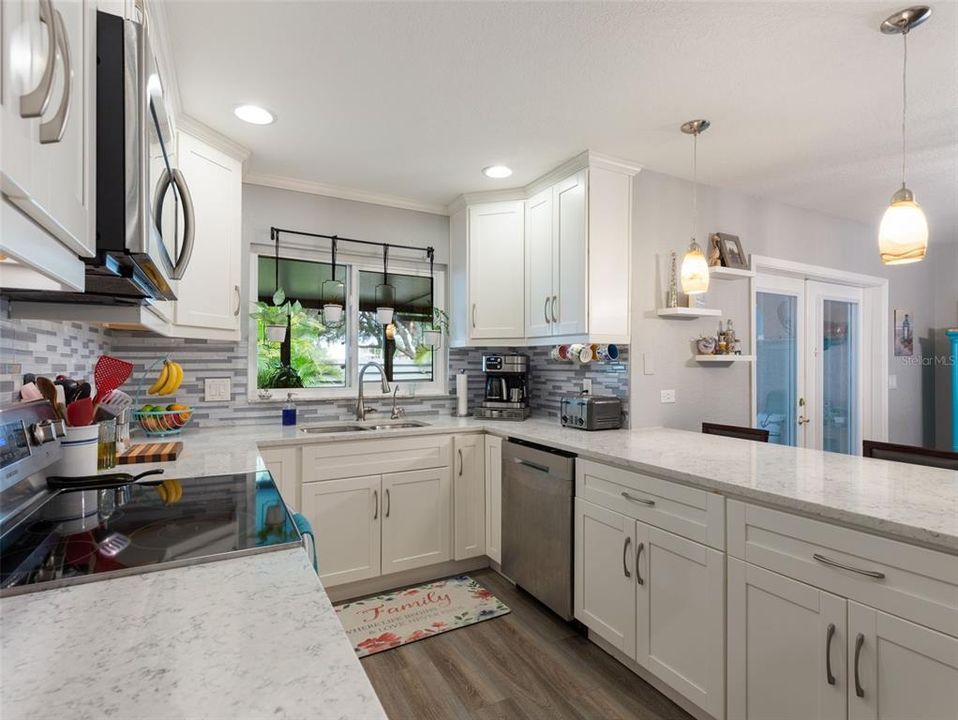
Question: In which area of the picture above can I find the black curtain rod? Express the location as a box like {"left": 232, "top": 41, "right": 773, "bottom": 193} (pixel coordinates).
{"left": 271, "top": 226, "right": 435, "bottom": 260}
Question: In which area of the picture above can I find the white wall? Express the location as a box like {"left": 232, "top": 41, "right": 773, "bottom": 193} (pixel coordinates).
{"left": 629, "top": 169, "right": 951, "bottom": 447}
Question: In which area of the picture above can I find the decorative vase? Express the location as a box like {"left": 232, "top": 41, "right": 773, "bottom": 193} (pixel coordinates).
{"left": 695, "top": 336, "right": 717, "bottom": 355}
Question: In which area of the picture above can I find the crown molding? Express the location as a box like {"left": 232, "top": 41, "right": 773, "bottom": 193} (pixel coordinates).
{"left": 243, "top": 173, "right": 450, "bottom": 216}
{"left": 177, "top": 115, "right": 251, "bottom": 164}
{"left": 447, "top": 150, "right": 642, "bottom": 214}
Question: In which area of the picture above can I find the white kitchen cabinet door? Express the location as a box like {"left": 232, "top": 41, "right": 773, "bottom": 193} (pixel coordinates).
{"left": 468, "top": 202, "right": 525, "bottom": 339}
{"left": 484, "top": 435, "right": 502, "bottom": 564}
{"left": 381, "top": 467, "right": 451, "bottom": 574}
{"left": 259, "top": 446, "right": 300, "bottom": 511}
{"left": 635, "top": 522, "right": 725, "bottom": 720}
{"left": 524, "top": 188, "right": 553, "bottom": 339}
{"left": 848, "top": 601, "right": 958, "bottom": 720}
{"left": 552, "top": 170, "right": 588, "bottom": 336}
{"left": 574, "top": 498, "right": 636, "bottom": 657}
{"left": 172, "top": 132, "right": 242, "bottom": 335}
{"left": 301, "top": 476, "right": 381, "bottom": 587}
{"left": 1, "top": 0, "right": 96, "bottom": 258}
{"left": 727, "top": 558, "right": 847, "bottom": 720}
{"left": 453, "top": 434, "right": 485, "bottom": 560}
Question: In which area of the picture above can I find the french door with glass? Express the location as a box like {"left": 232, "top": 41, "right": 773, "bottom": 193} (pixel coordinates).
{"left": 755, "top": 276, "right": 863, "bottom": 454}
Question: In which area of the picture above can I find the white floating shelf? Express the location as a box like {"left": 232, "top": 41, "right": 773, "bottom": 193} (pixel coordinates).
{"left": 695, "top": 354, "right": 755, "bottom": 363}
{"left": 709, "top": 266, "right": 755, "bottom": 280}
{"left": 657, "top": 307, "right": 722, "bottom": 319}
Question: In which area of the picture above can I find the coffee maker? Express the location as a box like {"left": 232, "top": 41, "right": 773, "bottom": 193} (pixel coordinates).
{"left": 474, "top": 354, "right": 530, "bottom": 420}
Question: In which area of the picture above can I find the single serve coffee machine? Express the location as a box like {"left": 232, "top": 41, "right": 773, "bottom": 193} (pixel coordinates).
{"left": 474, "top": 354, "right": 530, "bottom": 421}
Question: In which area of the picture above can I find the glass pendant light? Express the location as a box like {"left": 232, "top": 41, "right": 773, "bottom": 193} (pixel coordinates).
{"left": 376, "top": 245, "right": 395, "bottom": 325}
{"left": 878, "top": 6, "right": 931, "bottom": 265}
{"left": 321, "top": 236, "right": 345, "bottom": 326}
{"left": 680, "top": 119, "right": 711, "bottom": 294}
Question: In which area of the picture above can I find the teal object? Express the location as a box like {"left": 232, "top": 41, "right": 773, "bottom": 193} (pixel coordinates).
{"left": 293, "top": 512, "right": 318, "bottom": 573}
{"left": 948, "top": 330, "right": 958, "bottom": 451}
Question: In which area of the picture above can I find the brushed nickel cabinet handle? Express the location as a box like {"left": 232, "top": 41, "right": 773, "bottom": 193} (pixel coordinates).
{"left": 39, "top": 7, "right": 71, "bottom": 144}
{"left": 621, "top": 491, "right": 655, "bottom": 507}
{"left": 233, "top": 285, "right": 241, "bottom": 316}
{"left": 372, "top": 489, "right": 378, "bottom": 520}
{"left": 635, "top": 542, "right": 645, "bottom": 585}
{"left": 622, "top": 536, "right": 632, "bottom": 578}
{"left": 813, "top": 553, "right": 885, "bottom": 579}
{"left": 825, "top": 623, "right": 836, "bottom": 685}
{"left": 854, "top": 633, "right": 865, "bottom": 698}
{"left": 20, "top": 0, "right": 56, "bottom": 118}
{"left": 457, "top": 448, "right": 463, "bottom": 476}
{"left": 472, "top": 304, "right": 477, "bottom": 329}
{"left": 544, "top": 296, "right": 551, "bottom": 324}
{"left": 551, "top": 295, "right": 558, "bottom": 323}
{"left": 385, "top": 488, "right": 390, "bottom": 518}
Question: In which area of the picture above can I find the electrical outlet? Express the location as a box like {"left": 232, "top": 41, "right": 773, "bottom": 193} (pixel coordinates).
{"left": 582, "top": 379, "right": 592, "bottom": 394}
{"left": 204, "top": 378, "right": 231, "bottom": 402}
{"left": 660, "top": 389, "right": 676, "bottom": 404}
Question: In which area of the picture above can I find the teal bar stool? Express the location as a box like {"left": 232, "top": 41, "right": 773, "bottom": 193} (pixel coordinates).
{"left": 292, "top": 513, "right": 318, "bottom": 574}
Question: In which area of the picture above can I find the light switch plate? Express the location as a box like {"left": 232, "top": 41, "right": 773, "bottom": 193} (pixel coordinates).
{"left": 204, "top": 378, "right": 231, "bottom": 402}
{"left": 888, "top": 374, "right": 897, "bottom": 390}
{"left": 643, "top": 352, "right": 655, "bottom": 375}
{"left": 660, "top": 389, "right": 676, "bottom": 404}
{"left": 582, "top": 379, "right": 592, "bottom": 394}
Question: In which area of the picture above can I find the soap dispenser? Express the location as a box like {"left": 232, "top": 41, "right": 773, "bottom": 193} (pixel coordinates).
{"left": 282, "top": 393, "right": 297, "bottom": 426}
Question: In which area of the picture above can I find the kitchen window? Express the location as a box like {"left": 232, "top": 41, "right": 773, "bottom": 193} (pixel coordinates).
{"left": 251, "top": 253, "right": 446, "bottom": 399}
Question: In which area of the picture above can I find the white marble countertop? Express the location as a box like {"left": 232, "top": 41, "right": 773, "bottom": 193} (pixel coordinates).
{"left": 115, "top": 415, "right": 956, "bottom": 551}
{"left": 0, "top": 549, "right": 387, "bottom": 720}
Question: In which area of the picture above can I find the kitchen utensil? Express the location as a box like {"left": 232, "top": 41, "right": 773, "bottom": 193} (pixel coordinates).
{"left": 35, "top": 377, "right": 64, "bottom": 420}
{"left": 66, "top": 398, "right": 95, "bottom": 427}
{"left": 19, "top": 382, "right": 43, "bottom": 402}
{"left": 99, "top": 389, "right": 133, "bottom": 417}
{"left": 46, "top": 468, "right": 165, "bottom": 491}
{"left": 55, "top": 378, "right": 80, "bottom": 404}
{"left": 74, "top": 381, "right": 92, "bottom": 401}
{"left": 118, "top": 441, "right": 183, "bottom": 464}
{"left": 93, "top": 355, "right": 134, "bottom": 404}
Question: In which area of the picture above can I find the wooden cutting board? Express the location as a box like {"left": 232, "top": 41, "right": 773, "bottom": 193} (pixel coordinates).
{"left": 118, "top": 442, "right": 183, "bottom": 464}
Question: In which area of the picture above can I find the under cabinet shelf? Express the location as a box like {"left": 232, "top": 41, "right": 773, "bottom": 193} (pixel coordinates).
{"left": 694, "top": 354, "right": 755, "bottom": 363}
{"left": 657, "top": 307, "right": 722, "bottom": 319}
{"left": 709, "top": 266, "right": 755, "bottom": 280}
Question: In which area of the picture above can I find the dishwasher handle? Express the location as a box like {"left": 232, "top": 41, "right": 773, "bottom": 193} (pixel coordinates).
{"left": 511, "top": 457, "right": 551, "bottom": 474}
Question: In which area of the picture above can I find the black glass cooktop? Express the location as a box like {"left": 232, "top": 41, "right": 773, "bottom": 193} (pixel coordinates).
{"left": 0, "top": 471, "right": 300, "bottom": 596}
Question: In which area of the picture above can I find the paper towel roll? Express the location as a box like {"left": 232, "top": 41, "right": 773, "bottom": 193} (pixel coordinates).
{"left": 455, "top": 372, "right": 469, "bottom": 417}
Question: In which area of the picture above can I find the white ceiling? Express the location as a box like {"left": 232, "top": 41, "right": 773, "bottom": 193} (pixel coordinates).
{"left": 164, "top": 1, "right": 958, "bottom": 242}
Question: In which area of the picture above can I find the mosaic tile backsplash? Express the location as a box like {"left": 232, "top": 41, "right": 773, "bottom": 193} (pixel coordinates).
{"left": 1, "top": 300, "right": 629, "bottom": 428}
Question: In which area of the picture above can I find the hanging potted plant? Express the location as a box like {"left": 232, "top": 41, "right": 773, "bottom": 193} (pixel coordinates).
{"left": 250, "top": 289, "right": 301, "bottom": 343}
{"left": 422, "top": 307, "right": 450, "bottom": 349}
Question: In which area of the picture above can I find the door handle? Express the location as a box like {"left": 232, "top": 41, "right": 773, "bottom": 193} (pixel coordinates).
{"left": 233, "top": 285, "right": 241, "bottom": 316}
{"left": 825, "top": 623, "right": 836, "bottom": 685}
{"left": 385, "top": 488, "right": 390, "bottom": 518}
{"left": 169, "top": 169, "right": 195, "bottom": 280}
{"left": 635, "top": 542, "right": 645, "bottom": 585}
{"left": 853, "top": 633, "right": 865, "bottom": 698}
{"left": 20, "top": 0, "right": 56, "bottom": 118}
{"left": 621, "top": 491, "right": 655, "bottom": 507}
{"left": 457, "top": 448, "right": 463, "bottom": 476}
{"left": 512, "top": 457, "right": 549, "bottom": 474}
{"left": 372, "top": 489, "right": 378, "bottom": 520}
{"left": 551, "top": 295, "right": 559, "bottom": 323}
{"left": 38, "top": 7, "right": 71, "bottom": 144}
{"left": 813, "top": 553, "right": 886, "bottom": 579}
{"left": 622, "top": 536, "right": 631, "bottom": 578}
{"left": 544, "top": 296, "right": 551, "bottom": 324}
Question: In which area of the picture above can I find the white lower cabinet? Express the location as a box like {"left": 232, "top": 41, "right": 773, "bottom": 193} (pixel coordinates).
{"left": 453, "top": 434, "right": 485, "bottom": 560}
{"left": 381, "top": 468, "right": 451, "bottom": 574}
{"left": 302, "top": 475, "right": 381, "bottom": 587}
{"left": 484, "top": 435, "right": 502, "bottom": 564}
{"left": 575, "top": 497, "right": 725, "bottom": 718}
{"left": 728, "top": 557, "right": 847, "bottom": 720}
{"left": 848, "top": 601, "right": 958, "bottom": 720}
{"left": 258, "top": 446, "right": 300, "bottom": 511}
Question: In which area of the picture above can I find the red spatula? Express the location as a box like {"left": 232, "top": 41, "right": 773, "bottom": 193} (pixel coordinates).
{"left": 66, "top": 398, "right": 95, "bottom": 427}
{"left": 93, "top": 355, "right": 134, "bottom": 404}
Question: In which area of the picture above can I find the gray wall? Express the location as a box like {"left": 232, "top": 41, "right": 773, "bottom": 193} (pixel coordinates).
{"left": 629, "top": 169, "right": 952, "bottom": 447}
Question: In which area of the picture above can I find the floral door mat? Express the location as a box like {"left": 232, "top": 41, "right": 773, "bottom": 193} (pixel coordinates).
{"left": 335, "top": 575, "right": 511, "bottom": 658}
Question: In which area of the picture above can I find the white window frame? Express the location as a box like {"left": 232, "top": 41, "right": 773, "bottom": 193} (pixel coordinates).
{"left": 247, "top": 247, "right": 448, "bottom": 402}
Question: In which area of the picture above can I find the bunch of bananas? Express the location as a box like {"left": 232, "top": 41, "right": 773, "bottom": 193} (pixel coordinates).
{"left": 148, "top": 360, "right": 184, "bottom": 396}
{"left": 154, "top": 479, "right": 183, "bottom": 504}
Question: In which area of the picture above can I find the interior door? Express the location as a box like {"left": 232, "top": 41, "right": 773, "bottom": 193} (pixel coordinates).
{"left": 525, "top": 188, "right": 554, "bottom": 338}
{"left": 806, "top": 281, "right": 863, "bottom": 454}
{"left": 727, "top": 558, "right": 847, "bottom": 720}
{"left": 552, "top": 169, "right": 588, "bottom": 336}
{"left": 381, "top": 467, "right": 451, "bottom": 574}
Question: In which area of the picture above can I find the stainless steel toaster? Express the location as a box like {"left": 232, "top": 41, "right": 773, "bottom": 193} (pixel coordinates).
{"left": 560, "top": 395, "right": 622, "bottom": 430}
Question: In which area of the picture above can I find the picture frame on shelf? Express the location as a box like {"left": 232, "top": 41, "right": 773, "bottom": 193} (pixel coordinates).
{"left": 714, "top": 232, "right": 748, "bottom": 269}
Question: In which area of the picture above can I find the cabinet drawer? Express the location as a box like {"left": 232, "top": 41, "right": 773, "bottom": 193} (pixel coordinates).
{"left": 728, "top": 500, "right": 958, "bottom": 637}
{"left": 303, "top": 435, "right": 452, "bottom": 482}
{"left": 576, "top": 459, "right": 725, "bottom": 549}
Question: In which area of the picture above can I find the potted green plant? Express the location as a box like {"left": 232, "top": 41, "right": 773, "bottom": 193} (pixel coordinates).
{"left": 250, "top": 289, "right": 302, "bottom": 342}
{"left": 422, "top": 307, "right": 450, "bottom": 348}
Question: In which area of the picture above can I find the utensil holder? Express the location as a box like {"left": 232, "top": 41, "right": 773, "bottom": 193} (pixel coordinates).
{"left": 53, "top": 425, "right": 100, "bottom": 477}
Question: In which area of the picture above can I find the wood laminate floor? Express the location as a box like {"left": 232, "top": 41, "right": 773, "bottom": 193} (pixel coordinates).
{"left": 361, "top": 569, "right": 694, "bottom": 720}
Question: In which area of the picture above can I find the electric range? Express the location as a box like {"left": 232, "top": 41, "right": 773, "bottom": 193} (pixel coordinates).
{"left": 0, "top": 402, "right": 301, "bottom": 597}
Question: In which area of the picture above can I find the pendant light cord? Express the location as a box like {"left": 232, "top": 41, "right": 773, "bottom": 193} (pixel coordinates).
{"left": 901, "top": 31, "right": 908, "bottom": 187}
{"left": 691, "top": 130, "right": 699, "bottom": 243}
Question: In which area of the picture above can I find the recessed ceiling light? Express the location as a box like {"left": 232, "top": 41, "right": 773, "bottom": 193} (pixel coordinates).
{"left": 482, "top": 165, "right": 513, "bottom": 179}
{"left": 234, "top": 104, "right": 275, "bottom": 125}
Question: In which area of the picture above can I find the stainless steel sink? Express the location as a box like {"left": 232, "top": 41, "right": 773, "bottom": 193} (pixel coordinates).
{"left": 363, "top": 421, "right": 430, "bottom": 430}
{"left": 299, "top": 420, "right": 430, "bottom": 434}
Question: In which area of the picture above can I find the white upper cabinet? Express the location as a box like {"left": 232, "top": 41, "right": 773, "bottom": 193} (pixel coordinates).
{"left": 525, "top": 188, "right": 553, "bottom": 338}
{"left": 171, "top": 131, "right": 243, "bottom": 338}
{"left": 1, "top": 0, "right": 96, "bottom": 289}
{"left": 551, "top": 169, "right": 588, "bottom": 336}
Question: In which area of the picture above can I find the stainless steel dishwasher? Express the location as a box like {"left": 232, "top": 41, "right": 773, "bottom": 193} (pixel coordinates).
{"left": 501, "top": 438, "right": 576, "bottom": 620}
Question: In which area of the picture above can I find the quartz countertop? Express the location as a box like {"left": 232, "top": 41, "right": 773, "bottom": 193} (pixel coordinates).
{"left": 113, "top": 415, "right": 956, "bottom": 552}
{"left": 0, "top": 549, "right": 387, "bottom": 720}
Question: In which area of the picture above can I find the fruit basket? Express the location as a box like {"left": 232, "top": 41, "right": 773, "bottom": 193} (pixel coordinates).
{"left": 133, "top": 356, "right": 193, "bottom": 437}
